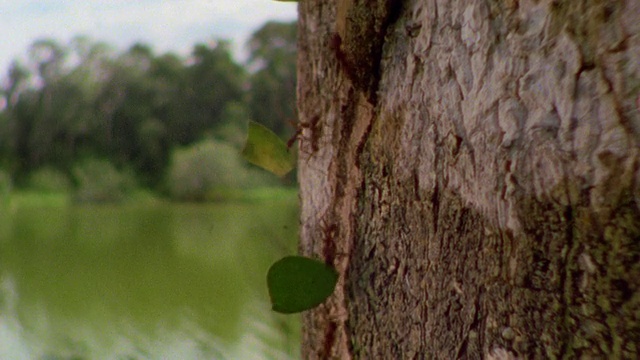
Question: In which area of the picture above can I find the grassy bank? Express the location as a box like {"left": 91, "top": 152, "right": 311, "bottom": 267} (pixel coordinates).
{"left": 5, "top": 186, "right": 298, "bottom": 208}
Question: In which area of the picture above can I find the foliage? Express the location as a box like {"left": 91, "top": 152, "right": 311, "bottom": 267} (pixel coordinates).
{"left": 242, "top": 121, "right": 295, "bottom": 177}
{"left": 242, "top": 118, "right": 338, "bottom": 314}
{"left": 267, "top": 256, "right": 338, "bottom": 314}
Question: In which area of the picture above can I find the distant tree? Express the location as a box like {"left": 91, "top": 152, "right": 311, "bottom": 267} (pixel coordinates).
{"left": 247, "top": 21, "right": 297, "bottom": 138}
{"left": 0, "top": 61, "right": 32, "bottom": 174}
{"left": 148, "top": 53, "right": 189, "bottom": 133}
{"left": 0, "top": 39, "right": 112, "bottom": 180}
{"left": 28, "top": 39, "right": 67, "bottom": 83}
{"left": 0, "top": 24, "right": 294, "bottom": 191}
{"left": 3, "top": 60, "right": 31, "bottom": 103}
{"left": 177, "top": 40, "right": 246, "bottom": 145}
{"left": 93, "top": 43, "right": 178, "bottom": 185}
{"left": 0, "top": 39, "right": 83, "bottom": 176}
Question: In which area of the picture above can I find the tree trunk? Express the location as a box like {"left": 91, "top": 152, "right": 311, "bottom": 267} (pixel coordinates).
{"left": 297, "top": 0, "right": 640, "bottom": 358}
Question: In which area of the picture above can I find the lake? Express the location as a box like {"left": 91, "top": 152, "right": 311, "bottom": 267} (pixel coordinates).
{"left": 0, "top": 197, "right": 301, "bottom": 359}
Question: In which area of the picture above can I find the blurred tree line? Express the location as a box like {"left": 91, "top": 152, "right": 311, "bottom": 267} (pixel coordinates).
{"left": 0, "top": 21, "right": 297, "bottom": 201}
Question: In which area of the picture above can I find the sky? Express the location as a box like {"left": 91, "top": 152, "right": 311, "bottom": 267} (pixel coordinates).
{"left": 0, "top": 0, "right": 298, "bottom": 75}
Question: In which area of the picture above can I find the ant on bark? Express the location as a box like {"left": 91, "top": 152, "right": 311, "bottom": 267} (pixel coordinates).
{"left": 286, "top": 121, "right": 304, "bottom": 150}
{"left": 286, "top": 115, "right": 321, "bottom": 154}
{"left": 321, "top": 219, "right": 339, "bottom": 266}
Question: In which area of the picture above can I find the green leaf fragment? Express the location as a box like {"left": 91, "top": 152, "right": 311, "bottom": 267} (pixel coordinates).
{"left": 267, "top": 256, "right": 338, "bottom": 314}
{"left": 242, "top": 121, "right": 295, "bottom": 177}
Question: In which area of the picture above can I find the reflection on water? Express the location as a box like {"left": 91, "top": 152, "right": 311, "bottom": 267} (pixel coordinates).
{"left": 0, "top": 200, "right": 300, "bottom": 359}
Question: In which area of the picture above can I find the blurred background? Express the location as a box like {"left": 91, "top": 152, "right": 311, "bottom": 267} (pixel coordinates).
{"left": 0, "top": 1, "right": 301, "bottom": 358}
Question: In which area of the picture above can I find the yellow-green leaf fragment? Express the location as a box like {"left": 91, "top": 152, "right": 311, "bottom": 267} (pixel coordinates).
{"left": 267, "top": 256, "right": 338, "bottom": 314}
{"left": 242, "top": 121, "right": 295, "bottom": 177}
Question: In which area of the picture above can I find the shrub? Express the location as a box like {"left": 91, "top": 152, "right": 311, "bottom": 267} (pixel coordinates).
{"left": 166, "top": 138, "right": 277, "bottom": 201}
{"left": 27, "top": 166, "right": 72, "bottom": 193}
{"left": 72, "top": 159, "right": 138, "bottom": 203}
{"left": 0, "top": 169, "right": 11, "bottom": 206}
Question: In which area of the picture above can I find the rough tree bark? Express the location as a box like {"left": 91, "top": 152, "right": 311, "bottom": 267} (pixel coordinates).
{"left": 296, "top": 0, "right": 640, "bottom": 358}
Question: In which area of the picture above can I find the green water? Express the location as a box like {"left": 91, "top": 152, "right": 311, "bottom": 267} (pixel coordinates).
{"left": 0, "top": 199, "right": 301, "bottom": 359}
